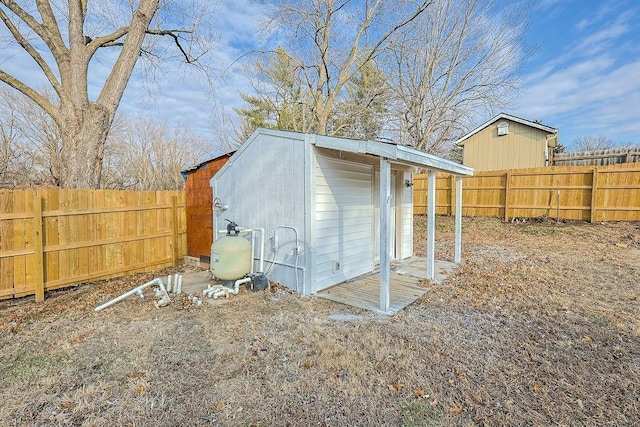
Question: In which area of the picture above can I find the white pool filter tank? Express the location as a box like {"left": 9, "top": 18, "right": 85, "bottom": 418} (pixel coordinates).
{"left": 211, "top": 221, "right": 252, "bottom": 280}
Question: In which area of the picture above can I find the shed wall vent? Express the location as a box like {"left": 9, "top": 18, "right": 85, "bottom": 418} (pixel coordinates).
{"left": 497, "top": 121, "right": 509, "bottom": 136}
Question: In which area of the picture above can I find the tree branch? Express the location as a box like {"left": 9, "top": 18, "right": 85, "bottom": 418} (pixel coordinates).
{"left": 2, "top": 0, "right": 67, "bottom": 60}
{"left": 35, "top": 0, "right": 68, "bottom": 59}
{"left": 0, "top": 69, "right": 59, "bottom": 123}
{"left": 146, "top": 28, "right": 199, "bottom": 63}
{"left": 97, "top": 0, "right": 159, "bottom": 111}
{"left": 68, "top": 0, "right": 87, "bottom": 49}
{"left": 87, "top": 27, "right": 129, "bottom": 54}
{"left": 0, "top": 7, "right": 63, "bottom": 97}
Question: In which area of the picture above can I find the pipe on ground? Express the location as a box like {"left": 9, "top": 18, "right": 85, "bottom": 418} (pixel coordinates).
{"left": 94, "top": 278, "right": 169, "bottom": 312}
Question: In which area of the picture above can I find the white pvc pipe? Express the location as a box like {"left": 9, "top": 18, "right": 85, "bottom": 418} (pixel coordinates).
{"left": 269, "top": 225, "right": 301, "bottom": 289}
{"left": 249, "top": 230, "right": 256, "bottom": 274}
{"left": 267, "top": 260, "right": 304, "bottom": 293}
{"left": 204, "top": 276, "right": 252, "bottom": 299}
{"left": 94, "top": 278, "right": 168, "bottom": 312}
{"left": 253, "top": 228, "right": 265, "bottom": 273}
{"left": 176, "top": 275, "right": 182, "bottom": 294}
{"left": 231, "top": 277, "right": 251, "bottom": 295}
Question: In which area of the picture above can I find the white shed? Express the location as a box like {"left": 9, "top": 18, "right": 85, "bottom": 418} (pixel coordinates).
{"left": 210, "top": 128, "right": 473, "bottom": 312}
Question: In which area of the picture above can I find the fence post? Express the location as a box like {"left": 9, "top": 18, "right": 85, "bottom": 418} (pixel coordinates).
{"left": 590, "top": 168, "right": 599, "bottom": 223}
{"left": 504, "top": 171, "right": 512, "bottom": 221}
{"left": 171, "top": 195, "right": 179, "bottom": 267}
{"left": 33, "top": 194, "right": 45, "bottom": 302}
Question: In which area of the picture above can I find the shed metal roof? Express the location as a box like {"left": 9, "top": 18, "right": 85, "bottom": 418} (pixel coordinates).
{"left": 210, "top": 128, "right": 473, "bottom": 184}
{"left": 313, "top": 134, "right": 473, "bottom": 176}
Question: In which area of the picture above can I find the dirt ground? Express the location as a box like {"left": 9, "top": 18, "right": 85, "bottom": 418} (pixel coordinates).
{"left": 1, "top": 216, "right": 639, "bottom": 426}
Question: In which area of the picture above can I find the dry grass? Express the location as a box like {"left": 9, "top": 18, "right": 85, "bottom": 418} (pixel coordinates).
{"left": 1, "top": 216, "right": 639, "bottom": 426}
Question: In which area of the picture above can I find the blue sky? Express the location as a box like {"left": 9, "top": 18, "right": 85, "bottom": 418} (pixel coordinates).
{"left": 512, "top": 0, "right": 640, "bottom": 147}
{"left": 127, "top": 0, "right": 640, "bottom": 149}
{"left": 0, "top": 0, "right": 639, "bottom": 151}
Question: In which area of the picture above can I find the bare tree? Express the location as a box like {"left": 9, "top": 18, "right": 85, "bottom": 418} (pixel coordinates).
{"left": 103, "top": 117, "right": 208, "bottom": 190}
{"left": 0, "top": 90, "right": 22, "bottom": 185}
{"left": 211, "top": 100, "right": 244, "bottom": 153}
{"left": 261, "top": 0, "right": 431, "bottom": 136}
{"left": 386, "top": 0, "right": 527, "bottom": 154}
{"left": 571, "top": 136, "right": 617, "bottom": 152}
{"left": 0, "top": 0, "right": 214, "bottom": 188}
{"left": 0, "top": 87, "right": 62, "bottom": 186}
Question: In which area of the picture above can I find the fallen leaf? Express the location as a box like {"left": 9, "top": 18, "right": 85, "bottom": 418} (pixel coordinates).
{"left": 330, "top": 367, "right": 344, "bottom": 377}
{"left": 126, "top": 372, "right": 144, "bottom": 379}
{"left": 630, "top": 296, "right": 637, "bottom": 301}
{"left": 450, "top": 403, "right": 463, "bottom": 413}
{"left": 414, "top": 387, "right": 427, "bottom": 398}
{"left": 388, "top": 380, "right": 404, "bottom": 392}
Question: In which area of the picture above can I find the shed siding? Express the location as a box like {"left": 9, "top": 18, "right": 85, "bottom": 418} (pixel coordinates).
{"left": 463, "top": 120, "right": 549, "bottom": 171}
{"left": 213, "top": 134, "right": 307, "bottom": 292}
{"left": 184, "top": 156, "right": 230, "bottom": 259}
{"left": 313, "top": 156, "right": 373, "bottom": 292}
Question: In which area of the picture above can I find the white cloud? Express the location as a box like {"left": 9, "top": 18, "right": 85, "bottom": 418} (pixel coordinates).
{"left": 516, "top": 57, "right": 640, "bottom": 143}
{"left": 514, "top": 0, "right": 640, "bottom": 144}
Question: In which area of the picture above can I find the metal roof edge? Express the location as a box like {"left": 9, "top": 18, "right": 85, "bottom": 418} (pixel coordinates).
{"left": 396, "top": 145, "right": 473, "bottom": 175}
{"left": 314, "top": 135, "right": 473, "bottom": 175}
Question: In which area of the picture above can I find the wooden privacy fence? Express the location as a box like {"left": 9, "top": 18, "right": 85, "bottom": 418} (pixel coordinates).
{"left": 414, "top": 163, "right": 640, "bottom": 222}
{"left": 0, "top": 189, "right": 186, "bottom": 301}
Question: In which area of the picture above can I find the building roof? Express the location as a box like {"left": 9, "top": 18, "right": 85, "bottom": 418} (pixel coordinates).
{"left": 455, "top": 113, "right": 558, "bottom": 146}
{"left": 180, "top": 151, "right": 235, "bottom": 179}
{"left": 313, "top": 133, "right": 473, "bottom": 175}
{"left": 219, "top": 128, "right": 473, "bottom": 177}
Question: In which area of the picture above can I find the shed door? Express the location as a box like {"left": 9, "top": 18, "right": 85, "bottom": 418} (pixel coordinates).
{"left": 313, "top": 156, "right": 373, "bottom": 293}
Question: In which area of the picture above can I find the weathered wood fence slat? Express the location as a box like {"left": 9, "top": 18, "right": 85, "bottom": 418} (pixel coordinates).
{"left": 414, "top": 163, "right": 640, "bottom": 222}
{"left": 0, "top": 189, "right": 186, "bottom": 301}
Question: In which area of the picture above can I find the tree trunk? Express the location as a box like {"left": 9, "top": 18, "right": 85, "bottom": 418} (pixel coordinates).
{"left": 59, "top": 103, "right": 111, "bottom": 189}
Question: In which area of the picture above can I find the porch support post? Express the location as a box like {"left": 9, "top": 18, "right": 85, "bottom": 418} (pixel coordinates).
{"left": 454, "top": 175, "right": 463, "bottom": 263}
{"left": 426, "top": 169, "right": 436, "bottom": 280}
{"left": 379, "top": 157, "right": 391, "bottom": 312}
